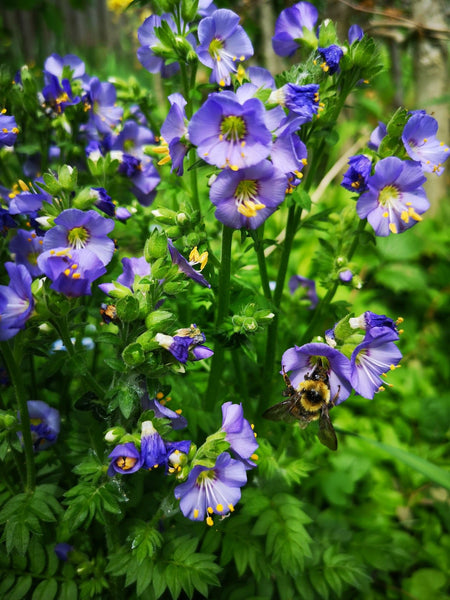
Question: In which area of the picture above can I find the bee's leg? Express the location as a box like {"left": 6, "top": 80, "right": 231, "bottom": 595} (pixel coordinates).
{"left": 281, "top": 366, "right": 297, "bottom": 395}
{"left": 330, "top": 385, "right": 341, "bottom": 407}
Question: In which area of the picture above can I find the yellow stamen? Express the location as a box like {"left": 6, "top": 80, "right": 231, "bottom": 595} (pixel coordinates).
{"left": 389, "top": 222, "right": 398, "bottom": 234}
{"left": 206, "top": 516, "right": 214, "bottom": 526}
{"left": 216, "top": 504, "right": 223, "bottom": 512}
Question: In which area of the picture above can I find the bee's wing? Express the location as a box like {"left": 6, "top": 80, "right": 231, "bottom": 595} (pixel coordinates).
{"left": 318, "top": 406, "right": 338, "bottom": 451}
{"left": 263, "top": 400, "right": 302, "bottom": 423}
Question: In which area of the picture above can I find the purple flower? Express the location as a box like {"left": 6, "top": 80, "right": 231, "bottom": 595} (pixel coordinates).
{"left": 198, "top": 0, "right": 217, "bottom": 17}
{"left": 282, "top": 342, "right": 352, "bottom": 404}
{"left": 269, "top": 83, "right": 320, "bottom": 123}
{"left": 402, "top": 112, "right": 449, "bottom": 176}
{"left": 221, "top": 402, "right": 258, "bottom": 466}
{"left": 137, "top": 14, "right": 183, "bottom": 78}
{"left": 90, "top": 187, "right": 115, "bottom": 217}
{"left": 356, "top": 157, "right": 429, "bottom": 236}
{"left": 174, "top": 452, "right": 247, "bottom": 524}
{"left": 140, "top": 420, "right": 169, "bottom": 469}
{"left": 107, "top": 442, "right": 143, "bottom": 476}
{"left": 99, "top": 256, "right": 150, "bottom": 296}
{"left": 168, "top": 240, "right": 211, "bottom": 288}
{"left": 197, "top": 9, "right": 254, "bottom": 87}
{"left": 43, "top": 53, "right": 85, "bottom": 83}
{"left": 350, "top": 329, "right": 402, "bottom": 399}
{"left": 209, "top": 160, "right": 287, "bottom": 229}
{"left": 156, "top": 324, "right": 213, "bottom": 364}
{"left": 317, "top": 45, "right": 344, "bottom": 75}
{"left": 142, "top": 396, "right": 188, "bottom": 430}
{"left": 82, "top": 77, "right": 123, "bottom": 137}
{"left": 338, "top": 269, "right": 353, "bottom": 283}
{"left": 54, "top": 543, "right": 73, "bottom": 562}
{"left": 0, "top": 112, "right": 19, "bottom": 147}
{"left": 341, "top": 154, "right": 372, "bottom": 193}
{"left": 37, "top": 248, "right": 107, "bottom": 297}
{"left": 270, "top": 114, "right": 308, "bottom": 183}
{"left": 160, "top": 94, "right": 189, "bottom": 175}
{"left": 0, "top": 208, "right": 16, "bottom": 236}
{"left": 188, "top": 91, "right": 272, "bottom": 171}
{"left": 348, "top": 25, "right": 364, "bottom": 44}
{"left": 115, "top": 153, "right": 160, "bottom": 206}
{"left": 272, "top": 1, "right": 318, "bottom": 57}
{"left": 367, "top": 122, "right": 387, "bottom": 151}
{"left": 288, "top": 275, "right": 318, "bottom": 309}
{"left": 21, "top": 400, "right": 60, "bottom": 451}
{"left": 42, "top": 208, "right": 115, "bottom": 266}
{"left": 349, "top": 311, "right": 399, "bottom": 341}
{"left": 9, "top": 229, "right": 44, "bottom": 277}
{"left": 0, "top": 263, "right": 34, "bottom": 340}
{"left": 42, "top": 75, "right": 80, "bottom": 114}
{"left": 7, "top": 180, "right": 49, "bottom": 217}
{"left": 111, "top": 120, "right": 155, "bottom": 159}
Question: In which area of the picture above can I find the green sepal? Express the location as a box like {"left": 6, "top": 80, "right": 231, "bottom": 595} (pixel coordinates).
{"left": 122, "top": 342, "right": 146, "bottom": 367}
{"left": 116, "top": 295, "right": 140, "bottom": 322}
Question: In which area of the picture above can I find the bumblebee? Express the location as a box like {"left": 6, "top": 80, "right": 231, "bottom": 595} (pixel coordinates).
{"left": 263, "top": 359, "right": 339, "bottom": 451}
{"left": 100, "top": 303, "right": 118, "bottom": 325}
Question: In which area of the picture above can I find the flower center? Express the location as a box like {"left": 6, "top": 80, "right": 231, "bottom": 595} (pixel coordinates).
{"left": 220, "top": 115, "right": 246, "bottom": 142}
{"left": 196, "top": 469, "right": 216, "bottom": 486}
{"left": 234, "top": 179, "right": 266, "bottom": 217}
{"left": 209, "top": 37, "right": 224, "bottom": 59}
{"left": 67, "top": 226, "right": 90, "bottom": 249}
{"left": 116, "top": 456, "right": 138, "bottom": 470}
{"left": 378, "top": 185, "right": 399, "bottom": 207}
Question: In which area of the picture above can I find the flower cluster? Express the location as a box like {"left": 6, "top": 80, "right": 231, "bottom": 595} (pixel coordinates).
{"left": 282, "top": 310, "right": 403, "bottom": 403}
{"left": 342, "top": 110, "right": 449, "bottom": 236}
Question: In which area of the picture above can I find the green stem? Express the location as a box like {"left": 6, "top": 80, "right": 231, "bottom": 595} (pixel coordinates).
{"left": 205, "top": 225, "right": 233, "bottom": 402}
{"left": 0, "top": 341, "right": 36, "bottom": 491}
{"left": 251, "top": 227, "right": 272, "bottom": 301}
{"left": 261, "top": 205, "right": 301, "bottom": 401}
{"left": 300, "top": 218, "right": 367, "bottom": 344}
{"left": 51, "top": 317, "right": 106, "bottom": 401}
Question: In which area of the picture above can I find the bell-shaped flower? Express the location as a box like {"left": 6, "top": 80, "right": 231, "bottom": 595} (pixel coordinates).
{"left": 272, "top": 1, "right": 318, "bottom": 57}
{"left": 402, "top": 111, "right": 449, "bottom": 176}
{"left": 221, "top": 402, "right": 258, "bottom": 466}
{"left": 107, "top": 442, "right": 143, "bottom": 476}
{"left": 0, "top": 262, "right": 34, "bottom": 340}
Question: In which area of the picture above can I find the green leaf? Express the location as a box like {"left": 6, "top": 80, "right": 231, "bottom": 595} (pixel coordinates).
{"left": 32, "top": 579, "right": 58, "bottom": 600}
{"left": 340, "top": 431, "right": 450, "bottom": 490}
{"left": 59, "top": 580, "right": 78, "bottom": 600}
{"left": 5, "top": 575, "right": 32, "bottom": 600}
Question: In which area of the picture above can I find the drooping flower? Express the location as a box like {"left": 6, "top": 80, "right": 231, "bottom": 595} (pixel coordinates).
{"left": 114, "top": 152, "right": 160, "bottom": 206}
{"left": 156, "top": 324, "right": 214, "bottom": 364}
{"left": 317, "top": 45, "right": 344, "bottom": 74}
{"left": 90, "top": 187, "right": 115, "bottom": 217}
{"left": 270, "top": 114, "right": 308, "bottom": 185}
{"left": 348, "top": 24, "right": 364, "bottom": 44}
{"left": 99, "top": 256, "right": 151, "bottom": 296}
{"left": 341, "top": 154, "right": 372, "bottom": 194}
{"left": 356, "top": 157, "right": 429, "bottom": 236}
{"left": 137, "top": 14, "right": 189, "bottom": 78}
{"left": 140, "top": 420, "right": 169, "bottom": 470}
{"left": 209, "top": 160, "right": 287, "bottom": 229}
{"left": 281, "top": 342, "right": 353, "bottom": 404}
{"left": 174, "top": 452, "right": 247, "bottom": 525}
{"left": 350, "top": 328, "right": 402, "bottom": 399}
{"left": 367, "top": 121, "right": 387, "bottom": 151}
{"left": 272, "top": 1, "right": 318, "bottom": 57}
{"left": 269, "top": 83, "right": 320, "bottom": 123}
{"left": 20, "top": 400, "right": 60, "bottom": 451}
{"left": 197, "top": 9, "right": 254, "bottom": 87}
{"left": 160, "top": 94, "right": 189, "bottom": 175}
{"left": 0, "top": 111, "right": 20, "bottom": 147}
{"left": 38, "top": 248, "right": 107, "bottom": 297}
{"left": 168, "top": 240, "right": 211, "bottom": 288}
{"left": 142, "top": 395, "right": 188, "bottom": 430}
{"left": 349, "top": 310, "right": 399, "bottom": 341}
{"left": 0, "top": 262, "right": 34, "bottom": 340}
{"left": 6, "top": 178, "right": 50, "bottom": 217}
{"left": 54, "top": 543, "right": 74, "bottom": 562}
{"left": 107, "top": 442, "right": 143, "bottom": 475}
{"left": 221, "top": 402, "right": 258, "bottom": 466}
{"left": 288, "top": 275, "right": 318, "bottom": 309}
{"left": 9, "top": 229, "right": 44, "bottom": 277}
{"left": 188, "top": 90, "right": 272, "bottom": 171}
{"left": 42, "top": 208, "right": 115, "bottom": 266}
{"left": 402, "top": 111, "right": 449, "bottom": 176}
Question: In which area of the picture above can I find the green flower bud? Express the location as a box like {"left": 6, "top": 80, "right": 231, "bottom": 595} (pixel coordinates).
{"left": 122, "top": 342, "right": 146, "bottom": 366}
{"left": 145, "top": 310, "right": 175, "bottom": 330}
{"left": 116, "top": 295, "right": 140, "bottom": 322}
{"left": 59, "top": 164, "right": 77, "bottom": 190}
{"left": 144, "top": 230, "right": 167, "bottom": 261}
{"left": 243, "top": 317, "right": 258, "bottom": 332}
{"left": 152, "top": 207, "right": 178, "bottom": 224}
{"left": 181, "top": 0, "right": 199, "bottom": 22}
{"left": 104, "top": 426, "right": 126, "bottom": 443}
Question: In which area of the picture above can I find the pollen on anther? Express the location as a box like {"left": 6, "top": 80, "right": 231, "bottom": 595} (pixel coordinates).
{"left": 207, "top": 506, "right": 213, "bottom": 514}
{"left": 228, "top": 504, "right": 234, "bottom": 512}
{"left": 206, "top": 516, "right": 214, "bottom": 526}
{"left": 216, "top": 503, "right": 223, "bottom": 512}
{"left": 193, "top": 508, "right": 199, "bottom": 519}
